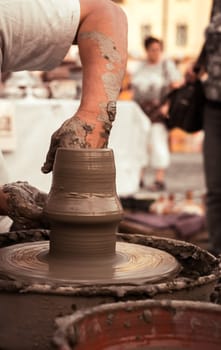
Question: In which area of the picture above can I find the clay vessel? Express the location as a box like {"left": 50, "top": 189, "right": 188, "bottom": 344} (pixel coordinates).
{"left": 53, "top": 299, "right": 221, "bottom": 350}
{"left": 44, "top": 148, "right": 123, "bottom": 260}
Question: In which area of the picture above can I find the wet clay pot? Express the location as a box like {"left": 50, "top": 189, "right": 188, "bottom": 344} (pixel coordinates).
{"left": 53, "top": 299, "right": 221, "bottom": 350}
{"left": 44, "top": 148, "right": 123, "bottom": 260}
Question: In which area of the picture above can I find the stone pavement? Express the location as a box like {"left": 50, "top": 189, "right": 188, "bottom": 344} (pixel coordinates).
{"left": 141, "top": 151, "right": 206, "bottom": 202}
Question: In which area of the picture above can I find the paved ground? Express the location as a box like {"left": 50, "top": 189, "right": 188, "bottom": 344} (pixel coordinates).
{"left": 141, "top": 151, "right": 206, "bottom": 201}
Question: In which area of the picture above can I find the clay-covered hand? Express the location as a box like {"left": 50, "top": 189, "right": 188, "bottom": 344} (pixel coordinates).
{"left": 41, "top": 110, "right": 112, "bottom": 174}
{"left": 2, "top": 181, "right": 49, "bottom": 230}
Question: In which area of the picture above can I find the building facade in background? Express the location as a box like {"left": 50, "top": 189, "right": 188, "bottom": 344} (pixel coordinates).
{"left": 114, "top": 0, "right": 212, "bottom": 60}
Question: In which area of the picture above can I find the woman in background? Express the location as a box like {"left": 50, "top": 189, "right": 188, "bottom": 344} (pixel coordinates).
{"left": 132, "top": 36, "right": 181, "bottom": 191}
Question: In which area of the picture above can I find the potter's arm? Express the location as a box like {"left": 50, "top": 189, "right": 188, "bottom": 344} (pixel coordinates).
{"left": 75, "top": 0, "right": 128, "bottom": 146}
{"left": 41, "top": 1, "right": 128, "bottom": 173}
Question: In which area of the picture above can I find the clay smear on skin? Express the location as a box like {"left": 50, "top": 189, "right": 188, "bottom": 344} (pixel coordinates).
{"left": 79, "top": 32, "right": 125, "bottom": 119}
{"left": 57, "top": 116, "right": 94, "bottom": 149}
{"left": 80, "top": 32, "right": 125, "bottom": 100}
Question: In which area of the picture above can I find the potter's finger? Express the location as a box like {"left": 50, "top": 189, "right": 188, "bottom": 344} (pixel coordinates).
{"left": 41, "top": 135, "right": 59, "bottom": 174}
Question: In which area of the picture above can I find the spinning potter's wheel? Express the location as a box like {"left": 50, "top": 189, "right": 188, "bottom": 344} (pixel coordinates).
{"left": 0, "top": 240, "right": 180, "bottom": 285}
{"left": 0, "top": 149, "right": 180, "bottom": 286}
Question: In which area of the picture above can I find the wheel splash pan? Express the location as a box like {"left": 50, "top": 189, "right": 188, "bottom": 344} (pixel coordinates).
{"left": 53, "top": 299, "right": 221, "bottom": 350}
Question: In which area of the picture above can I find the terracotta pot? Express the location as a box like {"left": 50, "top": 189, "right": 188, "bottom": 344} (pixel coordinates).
{"left": 44, "top": 148, "right": 123, "bottom": 260}
{"left": 53, "top": 299, "right": 221, "bottom": 350}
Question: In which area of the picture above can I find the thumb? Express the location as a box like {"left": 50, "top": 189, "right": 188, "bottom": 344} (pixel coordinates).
{"left": 41, "top": 134, "right": 59, "bottom": 174}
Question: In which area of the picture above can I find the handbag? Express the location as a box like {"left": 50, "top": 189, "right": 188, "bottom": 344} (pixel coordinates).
{"left": 140, "top": 100, "right": 167, "bottom": 124}
{"left": 165, "top": 78, "right": 205, "bottom": 132}
{"left": 164, "top": 45, "right": 207, "bottom": 133}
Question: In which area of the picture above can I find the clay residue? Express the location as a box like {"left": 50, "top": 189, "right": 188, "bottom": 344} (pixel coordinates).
{"left": 57, "top": 117, "right": 94, "bottom": 148}
{"left": 79, "top": 32, "right": 122, "bottom": 65}
{"left": 102, "top": 71, "right": 124, "bottom": 100}
{"left": 41, "top": 116, "right": 98, "bottom": 174}
{"left": 2, "top": 182, "right": 48, "bottom": 230}
{"left": 79, "top": 31, "right": 124, "bottom": 100}
{"left": 52, "top": 299, "right": 221, "bottom": 350}
{"left": 107, "top": 101, "right": 117, "bottom": 122}
{"left": 96, "top": 101, "right": 117, "bottom": 141}
{"left": 47, "top": 116, "right": 95, "bottom": 152}
{"left": 79, "top": 31, "right": 125, "bottom": 137}
{"left": 117, "top": 233, "right": 219, "bottom": 278}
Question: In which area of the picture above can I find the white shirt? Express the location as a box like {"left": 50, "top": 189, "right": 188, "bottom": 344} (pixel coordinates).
{"left": 132, "top": 59, "right": 181, "bottom": 102}
{"left": 0, "top": 0, "right": 80, "bottom": 72}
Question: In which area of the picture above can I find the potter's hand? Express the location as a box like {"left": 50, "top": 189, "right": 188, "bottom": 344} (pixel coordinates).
{"left": 41, "top": 107, "right": 115, "bottom": 174}
{"left": 2, "top": 181, "right": 48, "bottom": 230}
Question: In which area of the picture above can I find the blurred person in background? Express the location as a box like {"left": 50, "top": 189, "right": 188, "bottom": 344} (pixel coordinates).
{"left": 203, "top": 0, "right": 221, "bottom": 256}
{"left": 186, "top": 0, "right": 221, "bottom": 256}
{"left": 131, "top": 36, "right": 181, "bottom": 192}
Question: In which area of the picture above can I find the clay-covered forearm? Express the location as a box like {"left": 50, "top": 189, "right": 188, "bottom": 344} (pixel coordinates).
{"left": 41, "top": 2, "right": 128, "bottom": 174}
{"left": 76, "top": 0, "right": 128, "bottom": 147}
